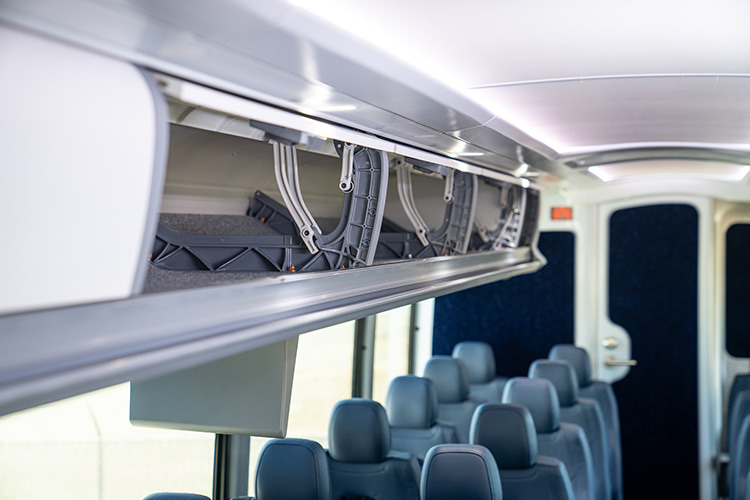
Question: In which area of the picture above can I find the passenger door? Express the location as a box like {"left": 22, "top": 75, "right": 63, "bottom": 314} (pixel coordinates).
{"left": 596, "top": 201, "right": 702, "bottom": 500}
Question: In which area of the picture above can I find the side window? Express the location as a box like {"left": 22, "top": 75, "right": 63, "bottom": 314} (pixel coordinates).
{"left": 248, "top": 321, "right": 355, "bottom": 495}
{"left": 0, "top": 384, "right": 215, "bottom": 500}
{"left": 726, "top": 224, "right": 750, "bottom": 357}
{"left": 372, "top": 305, "right": 413, "bottom": 404}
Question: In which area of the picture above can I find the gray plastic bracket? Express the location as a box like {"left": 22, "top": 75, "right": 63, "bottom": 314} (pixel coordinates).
{"left": 443, "top": 169, "right": 455, "bottom": 203}
{"left": 477, "top": 181, "right": 528, "bottom": 251}
{"left": 271, "top": 140, "right": 321, "bottom": 254}
{"left": 396, "top": 159, "right": 430, "bottom": 246}
{"left": 314, "top": 142, "right": 389, "bottom": 268}
{"left": 339, "top": 142, "right": 355, "bottom": 193}
{"left": 397, "top": 160, "right": 478, "bottom": 255}
{"left": 491, "top": 185, "right": 526, "bottom": 251}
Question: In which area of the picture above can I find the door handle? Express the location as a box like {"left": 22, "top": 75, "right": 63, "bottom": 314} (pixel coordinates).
{"left": 604, "top": 355, "right": 637, "bottom": 367}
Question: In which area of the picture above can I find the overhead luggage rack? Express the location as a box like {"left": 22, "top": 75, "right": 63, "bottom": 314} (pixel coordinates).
{"left": 395, "top": 158, "right": 478, "bottom": 257}
{"left": 150, "top": 75, "right": 541, "bottom": 278}
{"left": 471, "top": 181, "right": 539, "bottom": 252}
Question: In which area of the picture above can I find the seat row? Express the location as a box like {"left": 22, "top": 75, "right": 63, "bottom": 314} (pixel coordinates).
{"left": 265, "top": 397, "right": 570, "bottom": 500}
{"left": 727, "top": 373, "right": 750, "bottom": 500}
{"left": 403, "top": 342, "right": 621, "bottom": 500}
{"left": 144, "top": 441, "right": 504, "bottom": 500}
{"left": 142, "top": 342, "right": 622, "bottom": 500}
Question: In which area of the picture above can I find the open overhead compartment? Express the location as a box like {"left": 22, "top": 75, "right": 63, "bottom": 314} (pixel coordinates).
{"left": 147, "top": 75, "right": 542, "bottom": 289}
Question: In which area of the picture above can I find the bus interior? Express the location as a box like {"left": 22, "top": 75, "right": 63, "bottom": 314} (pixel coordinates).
{"left": 1, "top": 1, "right": 750, "bottom": 500}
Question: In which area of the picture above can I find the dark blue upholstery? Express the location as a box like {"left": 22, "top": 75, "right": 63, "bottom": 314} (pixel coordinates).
{"left": 421, "top": 444, "right": 503, "bottom": 500}
{"left": 730, "top": 416, "right": 750, "bottom": 500}
{"left": 255, "top": 438, "right": 330, "bottom": 500}
{"left": 143, "top": 494, "right": 210, "bottom": 500}
{"left": 549, "top": 344, "right": 623, "bottom": 500}
{"left": 385, "top": 375, "right": 458, "bottom": 461}
{"left": 423, "top": 356, "right": 482, "bottom": 442}
{"left": 470, "top": 403, "right": 574, "bottom": 500}
{"left": 452, "top": 341, "right": 508, "bottom": 403}
{"left": 529, "top": 359, "right": 611, "bottom": 500}
{"left": 503, "top": 377, "right": 597, "bottom": 500}
{"left": 327, "top": 399, "right": 420, "bottom": 500}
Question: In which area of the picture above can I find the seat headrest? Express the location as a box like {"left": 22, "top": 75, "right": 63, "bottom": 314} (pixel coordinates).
{"left": 386, "top": 375, "right": 438, "bottom": 429}
{"left": 452, "top": 341, "right": 497, "bottom": 384}
{"left": 548, "top": 345, "right": 593, "bottom": 388}
{"left": 255, "top": 438, "right": 331, "bottom": 500}
{"left": 424, "top": 356, "right": 470, "bottom": 403}
{"left": 421, "top": 444, "right": 503, "bottom": 500}
{"left": 143, "top": 495, "right": 210, "bottom": 500}
{"left": 528, "top": 360, "right": 579, "bottom": 407}
{"left": 470, "top": 403, "right": 538, "bottom": 469}
{"left": 328, "top": 399, "right": 391, "bottom": 463}
{"left": 501, "top": 377, "right": 560, "bottom": 434}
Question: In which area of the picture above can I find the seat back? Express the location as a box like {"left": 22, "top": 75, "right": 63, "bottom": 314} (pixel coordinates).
{"left": 327, "top": 399, "right": 420, "bottom": 500}
{"left": 424, "top": 356, "right": 482, "bottom": 442}
{"left": 385, "top": 375, "right": 458, "bottom": 461}
{"left": 143, "top": 494, "right": 210, "bottom": 500}
{"left": 502, "top": 377, "right": 597, "bottom": 500}
{"left": 730, "top": 416, "right": 750, "bottom": 500}
{"left": 549, "top": 344, "right": 622, "bottom": 500}
{"left": 470, "top": 403, "right": 575, "bottom": 500}
{"left": 730, "top": 392, "right": 750, "bottom": 456}
{"left": 529, "top": 359, "right": 612, "bottom": 500}
{"left": 452, "top": 341, "right": 507, "bottom": 403}
{"left": 421, "top": 444, "right": 503, "bottom": 500}
{"left": 730, "top": 374, "right": 750, "bottom": 425}
{"left": 254, "top": 438, "right": 331, "bottom": 500}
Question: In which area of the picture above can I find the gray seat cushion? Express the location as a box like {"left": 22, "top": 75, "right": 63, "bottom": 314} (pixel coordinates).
{"left": 730, "top": 416, "right": 750, "bottom": 500}
{"left": 550, "top": 344, "right": 623, "bottom": 500}
{"left": 328, "top": 399, "right": 420, "bottom": 500}
{"left": 453, "top": 341, "right": 507, "bottom": 403}
{"left": 424, "top": 356, "right": 482, "bottom": 442}
{"left": 529, "top": 359, "right": 611, "bottom": 500}
{"left": 386, "top": 375, "right": 458, "bottom": 461}
{"left": 503, "top": 377, "right": 597, "bottom": 500}
{"left": 470, "top": 403, "right": 575, "bottom": 500}
{"left": 255, "top": 438, "right": 331, "bottom": 500}
{"left": 730, "top": 391, "right": 750, "bottom": 456}
{"left": 421, "top": 444, "right": 503, "bottom": 500}
{"left": 143, "top": 494, "right": 210, "bottom": 500}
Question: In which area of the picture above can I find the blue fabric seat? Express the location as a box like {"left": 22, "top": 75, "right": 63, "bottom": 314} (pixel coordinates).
{"left": 421, "top": 444, "right": 503, "bottom": 500}
{"left": 470, "top": 403, "right": 575, "bottom": 500}
{"left": 452, "top": 341, "right": 508, "bottom": 403}
{"left": 549, "top": 344, "right": 623, "bottom": 500}
{"left": 502, "top": 376, "right": 598, "bottom": 500}
{"left": 423, "top": 356, "right": 483, "bottom": 443}
{"left": 529, "top": 359, "right": 612, "bottom": 500}
{"left": 385, "top": 375, "right": 458, "bottom": 462}
{"left": 327, "top": 398, "right": 420, "bottom": 500}
{"left": 255, "top": 438, "right": 331, "bottom": 500}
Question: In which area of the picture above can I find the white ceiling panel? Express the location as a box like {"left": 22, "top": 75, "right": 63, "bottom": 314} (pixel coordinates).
{"left": 469, "top": 76, "right": 750, "bottom": 156}
{"left": 290, "top": 0, "right": 750, "bottom": 87}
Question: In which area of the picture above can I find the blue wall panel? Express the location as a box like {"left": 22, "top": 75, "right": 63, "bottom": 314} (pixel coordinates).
{"left": 725, "top": 223, "right": 750, "bottom": 358}
{"left": 432, "top": 232, "right": 575, "bottom": 377}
